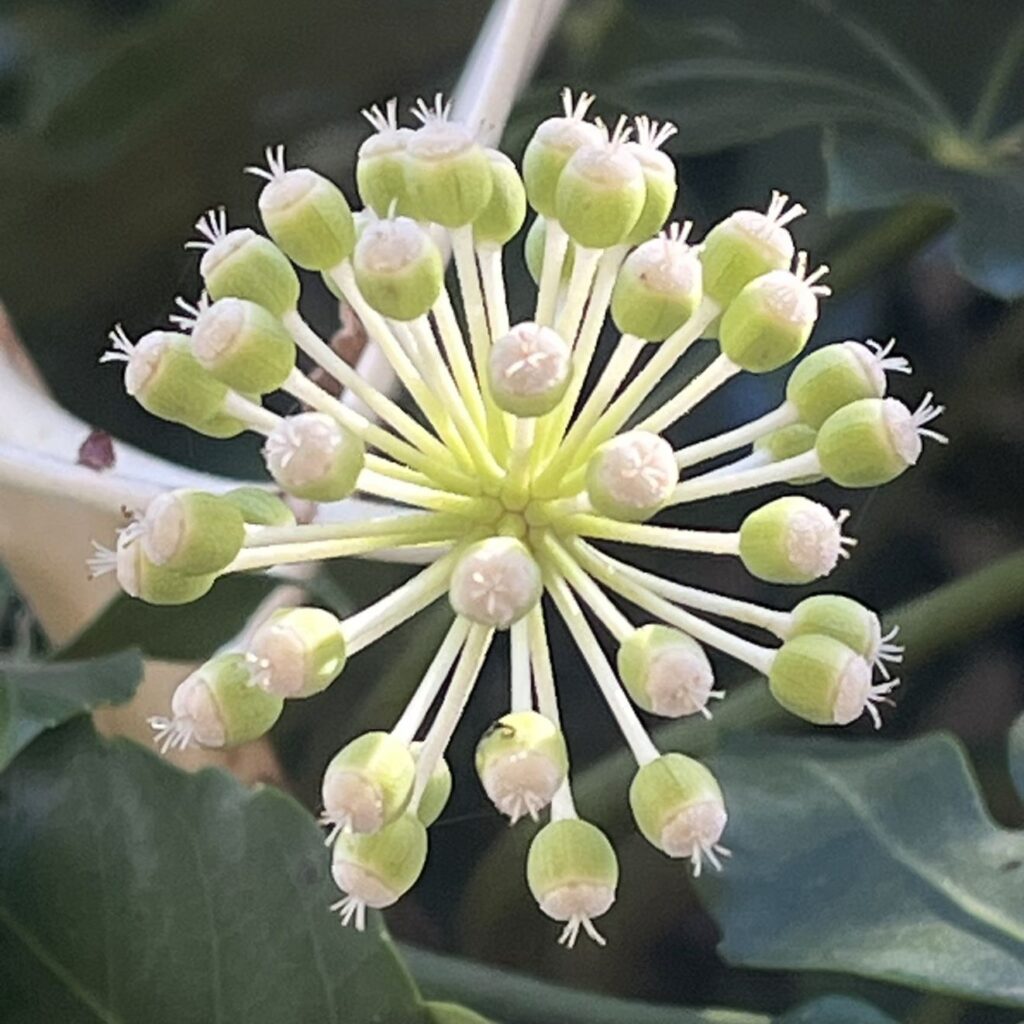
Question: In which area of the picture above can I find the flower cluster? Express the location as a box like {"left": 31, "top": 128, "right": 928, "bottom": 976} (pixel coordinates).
{"left": 91, "top": 88, "right": 944, "bottom": 948}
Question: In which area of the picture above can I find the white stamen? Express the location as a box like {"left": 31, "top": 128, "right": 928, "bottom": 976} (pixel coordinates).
{"left": 147, "top": 715, "right": 195, "bottom": 755}
{"left": 865, "top": 337, "right": 913, "bottom": 375}
{"left": 632, "top": 114, "right": 677, "bottom": 151}
{"left": 330, "top": 895, "right": 368, "bottom": 931}
{"left": 912, "top": 391, "right": 948, "bottom": 443}
{"left": 168, "top": 292, "right": 210, "bottom": 332}
{"left": 411, "top": 92, "right": 452, "bottom": 125}
{"left": 560, "top": 87, "right": 596, "bottom": 121}
{"left": 792, "top": 250, "right": 832, "bottom": 296}
{"left": 85, "top": 540, "right": 118, "bottom": 578}
{"left": 362, "top": 97, "right": 400, "bottom": 134}
{"left": 244, "top": 143, "right": 287, "bottom": 182}
{"left": 765, "top": 190, "right": 806, "bottom": 230}
{"left": 184, "top": 207, "right": 229, "bottom": 251}
{"left": 99, "top": 324, "right": 136, "bottom": 365}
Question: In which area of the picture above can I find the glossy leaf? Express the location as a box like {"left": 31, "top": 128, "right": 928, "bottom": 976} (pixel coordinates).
{"left": 775, "top": 996, "right": 897, "bottom": 1024}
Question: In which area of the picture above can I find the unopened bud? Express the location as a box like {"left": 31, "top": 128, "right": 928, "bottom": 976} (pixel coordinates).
{"left": 473, "top": 150, "right": 527, "bottom": 247}
{"left": 247, "top": 606, "right": 347, "bottom": 698}
{"left": 222, "top": 487, "right": 296, "bottom": 527}
{"left": 488, "top": 322, "right": 572, "bottom": 417}
{"left": 411, "top": 743, "right": 452, "bottom": 827}
{"left": 138, "top": 489, "right": 244, "bottom": 575}
{"left": 524, "top": 215, "right": 575, "bottom": 286}
{"left": 357, "top": 99, "right": 415, "bottom": 217}
{"left": 753, "top": 423, "right": 823, "bottom": 483}
{"left": 623, "top": 115, "right": 678, "bottom": 244}
{"left": 108, "top": 532, "right": 216, "bottom": 606}
{"left": 586, "top": 430, "right": 678, "bottom": 522}
{"left": 617, "top": 625, "right": 718, "bottom": 718}
{"left": 789, "top": 595, "right": 882, "bottom": 663}
{"left": 448, "top": 537, "right": 542, "bottom": 629}
{"left": 263, "top": 413, "right": 365, "bottom": 502}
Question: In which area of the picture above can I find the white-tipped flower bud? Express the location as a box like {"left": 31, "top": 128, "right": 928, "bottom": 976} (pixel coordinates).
{"left": 739, "top": 496, "right": 851, "bottom": 584}
{"left": 617, "top": 625, "right": 719, "bottom": 718}
{"left": 321, "top": 731, "right": 416, "bottom": 835}
{"left": 352, "top": 215, "right": 444, "bottom": 322}
{"left": 753, "top": 423, "right": 824, "bottom": 484}
{"left": 624, "top": 115, "right": 678, "bottom": 244}
{"left": 357, "top": 100, "right": 415, "bottom": 217}
{"left": 263, "top": 412, "right": 365, "bottom": 502}
{"left": 586, "top": 430, "right": 678, "bottom": 522}
{"left": 222, "top": 487, "right": 296, "bottom": 527}
{"left": 527, "top": 818, "right": 618, "bottom": 948}
{"left": 190, "top": 298, "right": 295, "bottom": 395}
{"left": 247, "top": 606, "right": 347, "bottom": 698}
{"left": 448, "top": 537, "right": 542, "bottom": 629}
{"left": 488, "top": 322, "right": 572, "bottom": 417}
{"left": 611, "top": 224, "right": 702, "bottom": 341}
{"left": 474, "top": 711, "right": 569, "bottom": 823}
{"left": 138, "top": 489, "right": 245, "bottom": 575}
{"left": 411, "top": 743, "right": 452, "bottom": 827}
{"left": 789, "top": 595, "right": 880, "bottom": 661}
{"left": 524, "top": 215, "right": 575, "bottom": 285}
{"left": 629, "top": 753, "right": 728, "bottom": 873}
{"left": 473, "top": 150, "right": 527, "bottom": 247}
{"left": 104, "top": 531, "right": 217, "bottom": 606}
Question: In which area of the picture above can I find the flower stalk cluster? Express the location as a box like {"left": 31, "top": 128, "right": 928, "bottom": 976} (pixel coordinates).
{"left": 92, "top": 87, "right": 944, "bottom": 947}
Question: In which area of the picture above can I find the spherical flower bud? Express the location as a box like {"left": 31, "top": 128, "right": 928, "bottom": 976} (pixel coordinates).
{"left": 222, "top": 486, "right": 296, "bottom": 527}
{"left": 768, "top": 633, "right": 896, "bottom": 728}
{"left": 473, "top": 150, "right": 527, "bottom": 247}
{"left": 331, "top": 812, "right": 427, "bottom": 928}
{"left": 138, "top": 489, "right": 244, "bottom": 575}
{"left": 246, "top": 606, "right": 347, "bottom": 698}
{"left": 739, "top": 496, "right": 852, "bottom": 585}
{"left": 474, "top": 711, "right": 569, "bottom": 823}
{"left": 789, "top": 595, "right": 880, "bottom": 663}
{"left": 352, "top": 215, "right": 444, "bottom": 322}
{"left": 487, "top": 321, "right": 572, "bottom": 417}
{"left": 816, "top": 394, "right": 946, "bottom": 488}
{"left": 628, "top": 753, "right": 728, "bottom": 873}
{"left": 699, "top": 190, "right": 804, "bottom": 306}
{"left": 554, "top": 117, "right": 646, "bottom": 248}
{"left": 753, "top": 423, "right": 824, "bottom": 484}
{"left": 149, "top": 653, "right": 283, "bottom": 753}
{"left": 786, "top": 338, "right": 911, "bottom": 429}
{"left": 586, "top": 430, "right": 678, "bottom": 522}
{"left": 402, "top": 95, "right": 492, "bottom": 227}
{"left": 97, "top": 531, "right": 216, "bottom": 606}
{"left": 411, "top": 743, "right": 452, "bottom": 827}
{"left": 522, "top": 88, "right": 604, "bottom": 218}
{"left": 448, "top": 537, "right": 542, "bottom": 629}
{"left": 263, "top": 412, "right": 365, "bottom": 502}
{"left": 610, "top": 223, "right": 702, "bottom": 341}
{"left": 718, "top": 253, "right": 830, "bottom": 373}
{"left": 623, "top": 115, "right": 678, "bottom": 244}
{"left": 321, "top": 731, "right": 416, "bottom": 835}
{"left": 526, "top": 818, "right": 618, "bottom": 948}
{"left": 617, "top": 625, "right": 719, "bottom": 718}
{"left": 357, "top": 99, "right": 415, "bottom": 217}
{"left": 524, "top": 215, "right": 575, "bottom": 286}
{"left": 190, "top": 297, "right": 296, "bottom": 394}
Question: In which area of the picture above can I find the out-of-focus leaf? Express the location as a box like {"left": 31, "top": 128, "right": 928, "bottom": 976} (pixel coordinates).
{"left": 1011, "top": 711, "right": 1024, "bottom": 805}
{"left": 425, "top": 1002, "right": 495, "bottom": 1024}
{"left": 0, "top": 648, "right": 141, "bottom": 771}
{"left": 703, "top": 734, "right": 1024, "bottom": 1007}
{"left": 0, "top": 720, "right": 427, "bottom": 1024}
{"left": 775, "top": 996, "right": 897, "bottom": 1023}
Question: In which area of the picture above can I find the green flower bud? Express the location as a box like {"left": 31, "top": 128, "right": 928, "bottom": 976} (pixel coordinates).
{"left": 586, "top": 430, "right": 678, "bottom": 522}
{"left": 190, "top": 297, "right": 296, "bottom": 394}
{"left": 526, "top": 818, "right": 618, "bottom": 947}
{"left": 753, "top": 423, "right": 824, "bottom": 484}
{"left": 522, "top": 89, "right": 604, "bottom": 218}
{"left": 331, "top": 812, "right": 427, "bottom": 927}
{"left": 473, "top": 149, "right": 527, "bottom": 247}
{"left": 191, "top": 408, "right": 248, "bottom": 439}
{"left": 623, "top": 115, "right": 678, "bottom": 244}
{"left": 739, "top": 496, "right": 851, "bottom": 584}
{"left": 263, "top": 412, "right": 365, "bottom": 502}
{"left": 790, "top": 594, "right": 903, "bottom": 678}
{"left": 449, "top": 537, "right": 542, "bottom": 629}
{"left": 106, "top": 532, "right": 216, "bottom": 606}
{"left": 402, "top": 96, "right": 492, "bottom": 227}
{"left": 768, "top": 633, "right": 895, "bottom": 728}
{"left": 816, "top": 394, "right": 945, "bottom": 488}
{"left": 629, "top": 753, "right": 728, "bottom": 871}
{"left": 475, "top": 711, "right": 568, "bottom": 822}
{"left": 524, "top": 215, "right": 575, "bottom": 286}
{"left": 411, "top": 743, "right": 452, "bottom": 827}
{"left": 718, "top": 254, "right": 830, "bottom": 373}
{"left": 610, "top": 223, "right": 702, "bottom": 341}
{"left": 222, "top": 487, "right": 296, "bottom": 527}
{"left": 357, "top": 100, "right": 415, "bottom": 217}
{"left": 352, "top": 215, "right": 444, "bottom": 322}
{"left": 137, "top": 489, "right": 244, "bottom": 575}
{"left": 488, "top": 321, "right": 571, "bottom": 417}
{"left": 554, "top": 120, "right": 646, "bottom": 248}
{"left": 699, "top": 190, "right": 804, "bottom": 306}
{"left": 617, "top": 625, "right": 719, "bottom": 718}
{"left": 321, "top": 731, "right": 416, "bottom": 835}
{"left": 247, "top": 606, "right": 347, "bottom": 698}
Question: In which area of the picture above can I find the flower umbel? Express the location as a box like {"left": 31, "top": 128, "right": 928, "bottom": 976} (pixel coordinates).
{"left": 94, "top": 88, "right": 944, "bottom": 947}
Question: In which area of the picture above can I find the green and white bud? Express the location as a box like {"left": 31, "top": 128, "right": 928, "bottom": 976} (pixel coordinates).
{"left": 610, "top": 223, "right": 702, "bottom": 341}
{"left": 586, "top": 430, "right": 678, "bottom": 522}
{"left": 768, "top": 633, "right": 897, "bottom": 728}
{"left": 555, "top": 117, "right": 646, "bottom": 249}
{"left": 90, "top": 531, "right": 216, "bottom": 606}
{"left": 352, "top": 215, "right": 444, "bottom": 322}
{"left": 321, "top": 731, "right": 416, "bottom": 836}
{"left": 816, "top": 394, "right": 946, "bottom": 488}
{"left": 331, "top": 812, "right": 427, "bottom": 929}
{"left": 754, "top": 423, "right": 824, "bottom": 483}
{"left": 739, "top": 496, "right": 852, "bottom": 584}
{"left": 137, "top": 489, "right": 244, "bottom": 575}
{"left": 149, "top": 652, "right": 283, "bottom": 753}
{"left": 522, "top": 89, "right": 604, "bottom": 218}
{"left": 411, "top": 743, "right": 452, "bottom": 827}
{"left": 790, "top": 594, "right": 903, "bottom": 678}
{"left": 222, "top": 487, "right": 296, "bottom": 527}
{"left": 617, "top": 625, "right": 720, "bottom": 718}
{"left": 527, "top": 818, "right": 618, "bottom": 948}
{"left": 190, "top": 297, "right": 295, "bottom": 394}
{"left": 403, "top": 95, "right": 492, "bottom": 227}
{"left": 699, "top": 190, "right": 804, "bottom": 307}
{"left": 488, "top": 321, "right": 572, "bottom": 417}
{"left": 473, "top": 149, "right": 527, "bottom": 247}
{"left": 524, "top": 215, "right": 575, "bottom": 285}
{"left": 263, "top": 412, "right": 365, "bottom": 502}
{"left": 629, "top": 753, "right": 728, "bottom": 874}
{"left": 357, "top": 99, "right": 414, "bottom": 218}
{"left": 475, "top": 711, "right": 569, "bottom": 823}
{"left": 246, "top": 606, "right": 347, "bottom": 698}
{"left": 623, "top": 115, "right": 678, "bottom": 244}
{"left": 448, "top": 537, "right": 542, "bottom": 629}
{"left": 718, "top": 253, "right": 830, "bottom": 373}
{"left": 786, "top": 338, "right": 912, "bottom": 429}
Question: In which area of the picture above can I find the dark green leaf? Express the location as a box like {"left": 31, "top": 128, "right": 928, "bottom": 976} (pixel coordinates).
{"left": 0, "top": 648, "right": 141, "bottom": 771}
{"left": 0, "top": 720, "right": 427, "bottom": 1024}
{"left": 425, "top": 1002, "right": 496, "bottom": 1024}
{"left": 1010, "top": 712, "right": 1024, "bottom": 806}
{"left": 704, "top": 734, "right": 1024, "bottom": 1006}
{"left": 776, "top": 995, "right": 897, "bottom": 1023}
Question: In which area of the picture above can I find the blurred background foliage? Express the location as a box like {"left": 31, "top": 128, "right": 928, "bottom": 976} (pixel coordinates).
{"left": 1, "top": 1, "right": 1023, "bottom": 1022}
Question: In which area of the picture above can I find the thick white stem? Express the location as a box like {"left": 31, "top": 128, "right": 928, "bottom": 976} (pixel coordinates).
{"left": 534, "top": 219, "right": 569, "bottom": 327}
{"left": 675, "top": 402, "right": 798, "bottom": 468}
{"left": 669, "top": 450, "right": 821, "bottom": 506}
{"left": 635, "top": 352, "right": 740, "bottom": 435}
{"left": 565, "top": 514, "right": 741, "bottom": 556}
{"left": 510, "top": 617, "right": 533, "bottom": 711}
